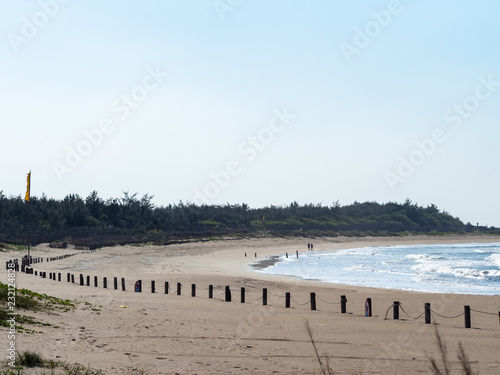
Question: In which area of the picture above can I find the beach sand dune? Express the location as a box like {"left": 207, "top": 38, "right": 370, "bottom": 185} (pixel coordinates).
{"left": 2, "top": 236, "right": 500, "bottom": 374}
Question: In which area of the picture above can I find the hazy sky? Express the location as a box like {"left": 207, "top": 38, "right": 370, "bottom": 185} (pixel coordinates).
{"left": 1, "top": 0, "right": 499, "bottom": 226}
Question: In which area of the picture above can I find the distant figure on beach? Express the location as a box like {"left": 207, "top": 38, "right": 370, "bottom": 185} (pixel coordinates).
{"left": 310, "top": 243, "right": 313, "bottom": 251}
{"left": 307, "top": 243, "right": 310, "bottom": 250}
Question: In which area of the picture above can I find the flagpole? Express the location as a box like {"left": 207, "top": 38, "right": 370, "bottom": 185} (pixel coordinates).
{"left": 26, "top": 171, "right": 31, "bottom": 266}
{"left": 27, "top": 203, "right": 30, "bottom": 265}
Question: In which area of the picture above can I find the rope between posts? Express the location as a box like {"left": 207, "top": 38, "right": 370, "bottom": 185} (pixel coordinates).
{"left": 214, "top": 289, "right": 226, "bottom": 296}
{"left": 316, "top": 295, "right": 341, "bottom": 304}
{"left": 470, "top": 308, "right": 498, "bottom": 316}
{"left": 399, "top": 304, "right": 425, "bottom": 320}
{"left": 268, "top": 291, "right": 286, "bottom": 298}
{"left": 384, "top": 304, "right": 395, "bottom": 320}
{"left": 196, "top": 286, "right": 209, "bottom": 291}
{"left": 290, "top": 295, "right": 311, "bottom": 306}
{"left": 428, "top": 308, "right": 464, "bottom": 319}
{"left": 245, "top": 291, "right": 263, "bottom": 300}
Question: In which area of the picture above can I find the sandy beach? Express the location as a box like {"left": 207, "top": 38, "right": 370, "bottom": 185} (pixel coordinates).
{"left": 2, "top": 235, "right": 500, "bottom": 374}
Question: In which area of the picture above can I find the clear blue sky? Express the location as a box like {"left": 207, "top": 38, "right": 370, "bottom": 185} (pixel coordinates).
{"left": 1, "top": 0, "right": 499, "bottom": 226}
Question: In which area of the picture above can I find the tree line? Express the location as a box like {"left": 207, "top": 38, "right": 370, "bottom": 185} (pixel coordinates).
{"left": 0, "top": 191, "right": 496, "bottom": 248}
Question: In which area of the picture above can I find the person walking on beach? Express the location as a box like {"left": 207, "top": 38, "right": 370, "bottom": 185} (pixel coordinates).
{"left": 307, "top": 243, "right": 311, "bottom": 250}
{"left": 310, "top": 243, "right": 313, "bottom": 251}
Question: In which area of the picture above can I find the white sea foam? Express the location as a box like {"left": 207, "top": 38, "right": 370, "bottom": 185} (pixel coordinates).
{"left": 485, "top": 253, "right": 500, "bottom": 267}
{"left": 255, "top": 242, "right": 500, "bottom": 295}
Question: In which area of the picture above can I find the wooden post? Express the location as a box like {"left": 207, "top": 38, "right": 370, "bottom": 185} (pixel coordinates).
{"left": 341, "top": 295, "right": 347, "bottom": 314}
{"left": 103, "top": 277, "right": 107, "bottom": 289}
{"left": 245, "top": 253, "right": 247, "bottom": 257}
{"left": 151, "top": 280, "right": 155, "bottom": 293}
{"left": 58, "top": 273, "right": 61, "bottom": 282}
{"left": 135, "top": 280, "right": 142, "bottom": 292}
{"left": 165, "top": 282, "right": 169, "bottom": 294}
{"left": 225, "top": 286, "right": 231, "bottom": 302}
{"left": 80, "top": 274, "right": 84, "bottom": 286}
{"left": 114, "top": 277, "right": 118, "bottom": 290}
{"left": 209, "top": 285, "right": 213, "bottom": 299}
{"left": 255, "top": 253, "right": 257, "bottom": 257}
{"left": 285, "top": 292, "right": 291, "bottom": 308}
{"left": 192, "top": 284, "right": 196, "bottom": 297}
{"left": 121, "top": 278, "right": 126, "bottom": 291}
{"left": 286, "top": 252, "right": 288, "bottom": 258}
{"left": 67, "top": 273, "right": 70, "bottom": 282}
{"left": 241, "top": 287, "right": 245, "bottom": 303}
{"left": 365, "top": 298, "right": 372, "bottom": 317}
{"left": 296, "top": 250, "right": 299, "bottom": 258}
{"left": 71, "top": 274, "right": 74, "bottom": 283}
{"left": 310, "top": 292, "right": 316, "bottom": 311}
{"left": 177, "top": 282, "right": 181, "bottom": 296}
{"left": 464, "top": 305, "right": 471, "bottom": 328}
{"left": 86, "top": 275, "right": 90, "bottom": 286}
{"left": 394, "top": 301, "right": 400, "bottom": 320}
{"left": 94, "top": 276, "right": 98, "bottom": 287}
{"left": 263, "top": 288, "right": 268, "bottom": 306}
{"left": 425, "top": 303, "right": 431, "bottom": 324}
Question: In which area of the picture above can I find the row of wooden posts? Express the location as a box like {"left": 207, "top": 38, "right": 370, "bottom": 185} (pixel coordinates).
{"left": 245, "top": 251, "right": 300, "bottom": 258}
{"left": 6, "top": 250, "right": 98, "bottom": 272}
{"left": 29, "top": 269, "right": 500, "bottom": 329}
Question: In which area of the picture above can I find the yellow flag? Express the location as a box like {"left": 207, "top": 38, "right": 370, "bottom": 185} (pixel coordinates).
{"left": 25, "top": 171, "right": 31, "bottom": 202}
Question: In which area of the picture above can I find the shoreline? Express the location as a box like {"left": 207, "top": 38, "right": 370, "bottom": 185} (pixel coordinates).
{"left": 247, "top": 237, "right": 500, "bottom": 296}
{"left": 249, "top": 255, "right": 282, "bottom": 270}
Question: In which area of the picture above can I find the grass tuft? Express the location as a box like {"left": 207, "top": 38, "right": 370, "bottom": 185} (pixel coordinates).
{"left": 16, "top": 351, "right": 44, "bottom": 368}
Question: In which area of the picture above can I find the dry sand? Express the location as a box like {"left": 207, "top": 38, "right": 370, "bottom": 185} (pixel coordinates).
{"left": 2, "top": 235, "right": 500, "bottom": 374}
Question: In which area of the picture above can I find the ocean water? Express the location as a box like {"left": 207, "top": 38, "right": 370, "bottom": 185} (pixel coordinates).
{"left": 255, "top": 242, "right": 500, "bottom": 295}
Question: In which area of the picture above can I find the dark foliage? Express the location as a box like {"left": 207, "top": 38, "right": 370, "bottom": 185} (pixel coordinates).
{"left": 0, "top": 191, "right": 497, "bottom": 248}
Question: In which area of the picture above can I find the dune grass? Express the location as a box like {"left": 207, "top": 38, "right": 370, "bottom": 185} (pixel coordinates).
{"left": 1, "top": 351, "right": 104, "bottom": 374}
{"left": 428, "top": 328, "right": 476, "bottom": 375}
{"left": 1, "top": 352, "right": 151, "bottom": 374}
{"left": 0, "top": 242, "right": 27, "bottom": 252}
{"left": 0, "top": 282, "right": 75, "bottom": 333}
